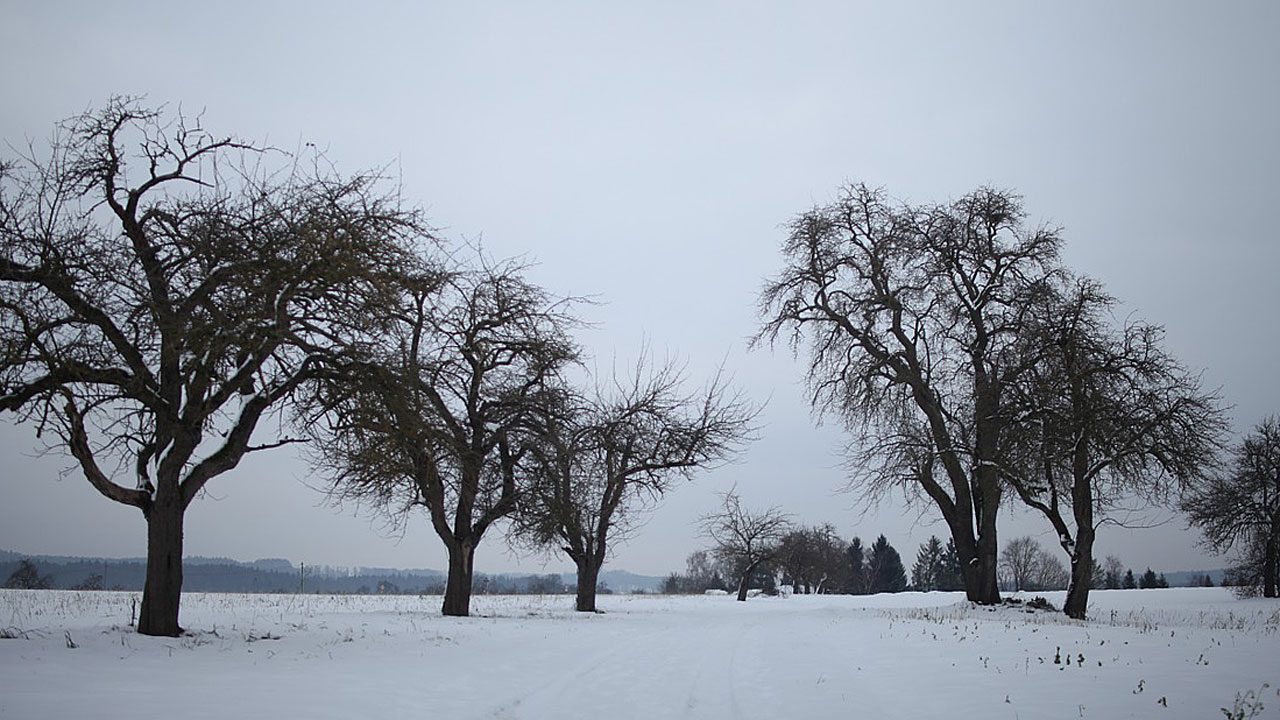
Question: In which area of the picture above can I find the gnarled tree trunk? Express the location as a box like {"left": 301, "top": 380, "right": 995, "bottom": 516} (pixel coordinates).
{"left": 1264, "top": 527, "right": 1278, "bottom": 599}
{"left": 950, "top": 516, "right": 1000, "bottom": 605}
{"left": 1063, "top": 525, "right": 1096, "bottom": 619}
{"left": 575, "top": 556, "right": 604, "bottom": 612}
{"left": 442, "top": 540, "right": 476, "bottom": 617}
{"left": 138, "top": 498, "right": 184, "bottom": 636}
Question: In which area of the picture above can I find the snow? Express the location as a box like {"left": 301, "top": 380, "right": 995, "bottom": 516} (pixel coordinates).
{"left": 1, "top": 588, "right": 1276, "bottom": 719}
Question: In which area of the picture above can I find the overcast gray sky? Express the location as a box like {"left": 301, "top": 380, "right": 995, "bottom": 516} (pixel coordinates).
{"left": 2, "top": 1, "right": 1277, "bottom": 577}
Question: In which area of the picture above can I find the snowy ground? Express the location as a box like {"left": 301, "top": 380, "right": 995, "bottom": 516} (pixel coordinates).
{"left": 1, "top": 588, "right": 1276, "bottom": 719}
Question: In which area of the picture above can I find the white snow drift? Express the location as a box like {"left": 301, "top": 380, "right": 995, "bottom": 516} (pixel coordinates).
{"left": 0, "top": 587, "right": 1276, "bottom": 719}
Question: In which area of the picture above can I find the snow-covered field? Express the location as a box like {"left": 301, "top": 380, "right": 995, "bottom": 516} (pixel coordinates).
{"left": 1, "top": 588, "right": 1276, "bottom": 719}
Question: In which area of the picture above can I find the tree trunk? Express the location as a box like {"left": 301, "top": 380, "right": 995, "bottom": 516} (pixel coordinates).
{"left": 1264, "top": 530, "right": 1278, "bottom": 599}
{"left": 575, "top": 557, "right": 603, "bottom": 612}
{"left": 1063, "top": 528, "right": 1095, "bottom": 620}
{"left": 736, "top": 559, "right": 761, "bottom": 602}
{"left": 442, "top": 540, "right": 476, "bottom": 617}
{"left": 970, "top": 534, "right": 1001, "bottom": 604}
{"left": 137, "top": 500, "right": 184, "bottom": 636}
{"left": 953, "top": 526, "right": 1000, "bottom": 605}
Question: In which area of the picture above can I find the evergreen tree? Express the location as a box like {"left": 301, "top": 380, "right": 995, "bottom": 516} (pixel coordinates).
{"left": 845, "top": 538, "right": 868, "bottom": 595}
{"left": 1139, "top": 567, "right": 1160, "bottom": 589}
{"left": 868, "top": 535, "right": 908, "bottom": 594}
{"left": 911, "top": 536, "right": 945, "bottom": 591}
{"left": 1089, "top": 559, "right": 1106, "bottom": 589}
{"left": 1122, "top": 569, "right": 1137, "bottom": 589}
{"left": 938, "top": 539, "right": 965, "bottom": 591}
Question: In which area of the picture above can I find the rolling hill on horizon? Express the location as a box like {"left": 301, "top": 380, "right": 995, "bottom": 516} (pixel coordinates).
{"left": 0, "top": 548, "right": 666, "bottom": 594}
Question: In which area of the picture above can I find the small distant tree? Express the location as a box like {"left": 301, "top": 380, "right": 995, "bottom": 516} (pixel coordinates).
{"left": 699, "top": 490, "right": 790, "bottom": 601}
{"left": 684, "top": 550, "right": 727, "bottom": 592}
{"left": 1183, "top": 417, "right": 1280, "bottom": 598}
{"left": 1122, "top": 569, "right": 1137, "bottom": 589}
{"left": 1035, "top": 554, "right": 1070, "bottom": 591}
{"left": 4, "top": 559, "right": 52, "bottom": 589}
{"left": 1138, "top": 568, "right": 1161, "bottom": 589}
{"left": 660, "top": 573, "right": 684, "bottom": 594}
{"left": 72, "top": 574, "right": 104, "bottom": 591}
{"left": 867, "top": 535, "right": 907, "bottom": 594}
{"left": 530, "top": 574, "right": 563, "bottom": 595}
{"left": 999, "top": 536, "right": 1042, "bottom": 592}
{"left": 778, "top": 524, "right": 848, "bottom": 594}
{"left": 1102, "top": 555, "right": 1125, "bottom": 590}
{"left": 999, "top": 536, "right": 1069, "bottom": 591}
{"left": 911, "top": 536, "right": 946, "bottom": 591}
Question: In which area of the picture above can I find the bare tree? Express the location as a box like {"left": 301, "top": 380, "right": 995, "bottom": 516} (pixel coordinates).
{"left": 998, "top": 536, "right": 1041, "bottom": 592}
{"left": 0, "top": 99, "right": 417, "bottom": 635}
{"left": 699, "top": 490, "right": 790, "bottom": 601}
{"left": 1102, "top": 555, "right": 1125, "bottom": 590}
{"left": 515, "top": 356, "right": 755, "bottom": 612}
{"left": 1183, "top": 416, "right": 1280, "bottom": 597}
{"left": 999, "top": 536, "right": 1068, "bottom": 591}
{"left": 758, "top": 184, "right": 1061, "bottom": 604}
{"left": 308, "top": 255, "right": 579, "bottom": 617}
{"left": 1003, "top": 277, "right": 1225, "bottom": 617}
{"left": 778, "top": 524, "right": 848, "bottom": 594}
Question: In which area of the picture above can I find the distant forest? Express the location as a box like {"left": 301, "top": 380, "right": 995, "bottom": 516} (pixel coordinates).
{"left": 0, "top": 551, "right": 663, "bottom": 595}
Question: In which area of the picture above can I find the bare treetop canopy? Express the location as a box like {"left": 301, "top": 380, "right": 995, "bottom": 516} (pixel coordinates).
{"left": 757, "top": 184, "right": 1064, "bottom": 605}
{"left": 0, "top": 98, "right": 429, "bottom": 635}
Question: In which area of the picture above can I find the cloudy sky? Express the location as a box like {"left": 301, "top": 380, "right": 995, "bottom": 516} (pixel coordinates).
{"left": 2, "top": 1, "right": 1277, "bottom": 577}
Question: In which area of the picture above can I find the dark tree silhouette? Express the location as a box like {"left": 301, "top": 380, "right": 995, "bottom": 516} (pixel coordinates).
{"left": 4, "top": 559, "right": 52, "bottom": 589}
{"left": 515, "top": 356, "right": 755, "bottom": 611}
{"left": 937, "top": 538, "right": 964, "bottom": 591}
{"left": 845, "top": 537, "right": 868, "bottom": 595}
{"left": 1183, "top": 417, "right": 1280, "bottom": 597}
{"left": 1003, "top": 276, "right": 1224, "bottom": 617}
{"left": 758, "top": 184, "right": 1061, "bottom": 604}
{"left": 700, "top": 490, "right": 790, "bottom": 601}
{"left": 1137, "top": 567, "right": 1169, "bottom": 589}
{"left": 0, "top": 99, "right": 417, "bottom": 635}
{"left": 867, "top": 535, "right": 906, "bottom": 594}
{"left": 309, "top": 255, "right": 579, "bottom": 617}
{"left": 777, "top": 524, "right": 848, "bottom": 594}
{"left": 910, "top": 536, "right": 945, "bottom": 591}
